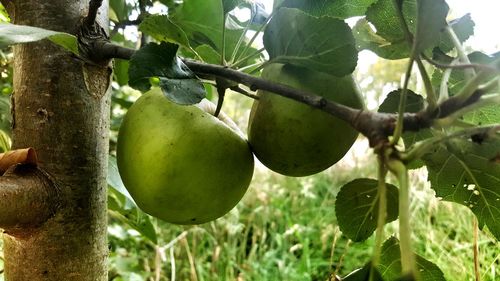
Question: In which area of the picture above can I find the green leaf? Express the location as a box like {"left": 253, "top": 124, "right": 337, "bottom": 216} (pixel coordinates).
{"left": 361, "top": 0, "right": 417, "bottom": 59}
{"left": 377, "top": 237, "right": 446, "bottom": 280}
{"left": 366, "top": 0, "right": 417, "bottom": 43}
{"left": 438, "top": 14, "right": 475, "bottom": 53}
{"left": 431, "top": 51, "right": 500, "bottom": 96}
{"left": 170, "top": 0, "right": 224, "bottom": 51}
{"left": 463, "top": 105, "right": 500, "bottom": 126}
{"left": 168, "top": 0, "right": 261, "bottom": 64}
{"left": 0, "top": 94, "right": 11, "bottom": 135}
{"left": 113, "top": 59, "right": 129, "bottom": 86}
{"left": 108, "top": 202, "right": 158, "bottom": 244}
{"left": 264, "top": 8, "right": 357, "bottom": 76}
{"left": 0, "top": 130, "right": 10, "bottom": 153}
{"left": 378, "top": 89, "right": 424, "bottom": 114}
{"left": 0, "top": 23, "right": 78, "bottom": 54}
{"left": 281, "top": 0, "right": 378, "bottom": 19}
{"left": 378, "top": 90, "right": 433, "bottom": 150}
{"left": 353, "top": 18, "right": 410, "bottom": 60}
{"left": 423, "top": 139, "right": 500, "bottom": 240}
{"left": 108, "top": 155, "right": 136, "bottom": 205}
{"left": 0, "top": 5, "right": 10, "bottom": 22}
{"left": 335, "top": 178, "right": 399, "bottom": 242}
{"left": 139, "top": 15, "right": 192, "bottom": 48}
{"left": 413, "top": 0, "right": 449, "bottom": 53}
{"left": 110, "top": 0, "right": 131, "bottom": 22}
{"left": 194, "top": 44, "right": 222, "bottom": 64}
{"left": 128, "top": 42, "right": 206, "bottom": 105}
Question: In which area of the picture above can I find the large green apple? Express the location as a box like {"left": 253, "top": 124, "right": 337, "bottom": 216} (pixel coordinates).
{"left": 248, "top": 64, "right": 364, "bottom": 177}
{"left": 117, "top": 89, "right": 254, "bottom": 225}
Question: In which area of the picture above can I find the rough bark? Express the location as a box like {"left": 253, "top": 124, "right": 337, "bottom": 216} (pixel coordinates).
{"left": 2, "top": 0, "right": 110, "bottom": 280}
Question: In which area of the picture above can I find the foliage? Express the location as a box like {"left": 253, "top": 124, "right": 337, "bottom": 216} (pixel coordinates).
{"left": 0, "top": 0, "right": 499, "bottom": 280}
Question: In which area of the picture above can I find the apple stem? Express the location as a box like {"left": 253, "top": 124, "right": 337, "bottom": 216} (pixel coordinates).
{"left": 214, "top": 86, "right": 226, "bottom": 117}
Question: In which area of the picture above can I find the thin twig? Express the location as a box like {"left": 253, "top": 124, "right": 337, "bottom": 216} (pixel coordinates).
{"left": 422, "top": 54, "right": 498, "bottom": 73}
{"left": 229, "top": 85, "right": 260, "bottom": 100}
{"left": 372, "top": 156, "right": 388, "bottom": 270}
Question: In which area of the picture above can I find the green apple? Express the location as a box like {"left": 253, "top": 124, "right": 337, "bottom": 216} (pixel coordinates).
{"left": 248, "top": 64, "right": 363, "bottom": 177}
{"left": 117, "top": 89, "right": 254, "bottom": 224}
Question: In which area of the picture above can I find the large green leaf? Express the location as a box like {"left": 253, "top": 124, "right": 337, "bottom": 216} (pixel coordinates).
{"left": 0, "top": 23, "right": 78, "bottom": 54}
{"left": 108, "top": 189, "right": 158, "bottom": 244}
{"left": 281, "top": 0, "right": 378, "bottom": 19}
{"left": 463, "top": 105, "right": 500, "bottom": 126}
{"left": 366, "top": 0, "right": 417, "bottom": 43}
{"left": 377, "top": 237, "right": 446, "bottom": 280}
{"left": 438, "top": 14, "right": 475, "bottom": 53}
{"left": 166, "top": 0, "right": 261, "bottom": 64}
{"left": 360, "top": 0, "right": 417, "bottom": 59}
{"left": 423, "top": 138, "right": 500, "bottom": 240}
{"left": 107, "top": 156, "right": 157, "bottom": 244}
{"left": 335, "top": 178, "right": 399, "bottom": 242}
{"left": 413, "top": 0, "right": 449, "bottom": 53}
{"left": 139, "top": 15, "right": 192, "bottom": 48}
{"left": 170, "top": 0, "right": 224, "bottom": 51}
{"left": 353, "top": 18, "right": 410, "bottom": 60}
{"left": 128, "top": 42, "right": 206, "bottom": 105}
{"left": 263, "top": 8, "right": 357, "bottom": 76}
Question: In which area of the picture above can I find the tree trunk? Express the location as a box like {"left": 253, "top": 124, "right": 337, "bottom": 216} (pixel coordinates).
{"left": 2, "top": 0, "right": 110, "bottom": 280}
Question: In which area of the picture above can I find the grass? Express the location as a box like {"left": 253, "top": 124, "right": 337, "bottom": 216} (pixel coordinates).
{"left": 104, "top": 139, "right": 499, "bottom": 281}
{"left": 1, "top": 140, "right": 498, "bottom": 281}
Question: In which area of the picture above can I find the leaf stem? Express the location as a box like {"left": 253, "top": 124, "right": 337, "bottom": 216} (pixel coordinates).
{"left": 416, "top": 57, "right": 437, "bottom": 109}
{"left": 231, "top": 47, "right": 266, "bottom": 68}
{"left": 386, "top": 158, "right": 417, "bottom": 278}
{"left": 438, "top": 59, "right": 457, "bottom": 103}
{"left": 221, "top": 14, "right": 228, "bottom": 65}
{"left": 392, "top": 55, "right": 415, "bottom": 145}
{"left": 233, "top": 5, "right": 278, "bottom": 64}
{"left": 229, "top": 9, "right": 258, "bottom": 65}
{"left": 371, "top": 155, "right": 389, "bottom": 280}
{"left": 446, "top": 25, "right": 475, "bottom": 79}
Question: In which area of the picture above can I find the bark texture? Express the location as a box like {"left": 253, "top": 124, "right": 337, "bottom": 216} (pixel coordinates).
{"left": 2, "top": 0, "right": 110, "bottom": 280}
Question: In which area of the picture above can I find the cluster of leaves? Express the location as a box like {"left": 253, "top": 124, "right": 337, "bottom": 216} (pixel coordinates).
{"left": 0, "top": 0, "right": 499, "bottom": 280}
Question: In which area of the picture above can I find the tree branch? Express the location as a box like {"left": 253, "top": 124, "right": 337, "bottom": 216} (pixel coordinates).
{"left": 92, "top": 43, "right": 498, "bottom": 147}
{"left": 0, "top": 165, "right": 59, "bottom": 232}
{"left": 85, "top": 0, "right": 104, "bottom": 26}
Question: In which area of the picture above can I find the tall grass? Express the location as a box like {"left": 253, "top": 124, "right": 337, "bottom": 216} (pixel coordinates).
{"left": 105, "top": 139, "right": 499, "bottom": 281}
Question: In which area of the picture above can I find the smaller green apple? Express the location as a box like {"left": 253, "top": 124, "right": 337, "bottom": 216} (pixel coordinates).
{"left": 117, "top": 89, "right": 254, "bottom": 224}
{"left": 248, "top": 64, "right": 364, "bottom": 177}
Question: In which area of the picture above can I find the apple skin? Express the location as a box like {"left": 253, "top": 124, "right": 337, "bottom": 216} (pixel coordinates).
{"left": 248, "top": 64, "right": 363, "bottom": 177}
{"left": 117, "top": 89, "right": 254, "bottom": 225}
